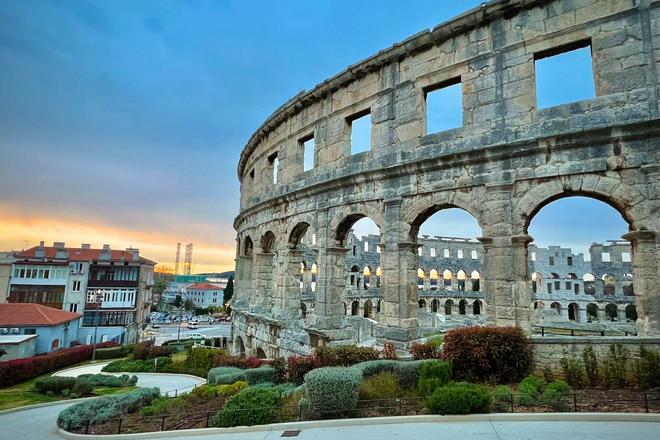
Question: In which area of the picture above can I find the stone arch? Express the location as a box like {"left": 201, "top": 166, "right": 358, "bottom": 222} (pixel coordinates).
{"left": 605, "top": 303, "right": 618, "bottom": 321}
{"left": 243, "top": 236, "right": 254, "bottom": 256}
{"left": 470, "top": 270, "right": 480, "bottom": 292}
{"left": 351, "top": 300, "right": 359, "bottom": 316}
{"left": 625, "top": 304, "right": 638, "bottom": 321}
{"left": 442, "top": 269, "right": 453, "bottom": 288}
{"left": 260, "top": 230, "right": 276, "bottom": 253}
{"left": 256, "top": 347, "right": 267, "bottom": 359}
{"left": 431, "top": 298, "right": 439, "bottom": 313}
{"left": 235, "top": 336, "right": 246, "bottom": 356}
{"left": 403, "top": 198, "right": 485, "bottom": 243}
{"left": 444, "top": 299, "right": 453, "bottom": 315}
{"left": 329, "top": 205, "right": 384, "bottom": 246}
{"left": 429, "top": 269, "right": 439, "bottom": 290}
{"left": 623, "top": 273, "right": 634, "bottom": 296}
{"left": 532, "top": 272, "right": 543, "bottom": 293}
{"left": 289, "top": 221, "right": 311, "bottom": 249}
{"left": 458, "top": 299, "right": 467, "bottom": 315}
{"left": 550, "top": 302, "right": 561, "bottom": 316}
{"left": 533, "top": 300, "right": 545, "bottom": 309}
{"left": 363, "top": 299, "right": 373, "bottom": 318}
{"left": 473, "top": 299, "right": 482, "bottom": 315}
{"left": 586, "top": 303, "right": 598, "bottom": 320}
{"left": 457, "top": 270, "right": 467, "bottom": 291}
{"left": 583, "top": 273, "right": 596, "bottom": 295}
{"left": 418, "top": 298, "right": 426, "bottom": 309}
{"left": 417, "top": 268, "right": 426, "bottom": 289}
{"left": 602, "top": 274, "right": 616, "bottom": 295}
{"left": 568, "top": 302, "right": 579, "bottom": 321}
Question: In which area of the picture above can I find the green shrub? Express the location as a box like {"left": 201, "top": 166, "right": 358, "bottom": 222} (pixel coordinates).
{"left": 215, "top": 387, "right": 281, "bottom": 427}
{"left": 541, "top": 380, "right": 571, "bottom": 410}
{"left": 418, "top": 360, "right": 452, "bottom": 396}
{"left": 427, "top": 382, "right": 492, "bottom": 415}
{"left": 159, "top": 361, "right": 207, "bottom": 378}
{"left": 192, "top": 381, "right": 248, "bottom": 399}
{"left": 313, "top": 345, "right": 379, "bottom": 367}
{"left": 442, "top": 326, "right": 532, "bottom": 383}
{"left": 355, "top": 359, "right": 426, "bottom": 389}
{"left": 582, "top": 346, "right": 599, "bottom": 387}
{"left": 71, "top": 380, "right": 94, "bottom": 397}
{"left": 208, "top": 366, "right": 246, "bottom": 385}
{"left": 102, "top": 357, "right": 172, "bottom": 373}
{"left": 270, "top": 357, "right": 287, "bottom": 383}
{"left": 94, "top": 346, "right": 126, "bottom": 360}
{"left": 492, "top": 385, "right": 513, "bottom": 412}
{"left": 35, "top": 376, "right": 77, "bottom": 395}
{"left": 517, "top": 375, "right": 545, "bottom": 406}
{"left": 77, "top": 374, "right": 137, "bottom": 388}
{"left": 559, "top": 353, "right": 585, "bottom": 388}
{"left": 304, "top": 367, "right": 362, "bottom": 416}
{"left": 185, "top": 347, "right": 216, "bottom": 371}
{"left": 541, "top": 366, "right": 555, "bottom": 384}
{"left": 58, "top": 387, "right": 160, "bottom": 429}
{"left": 359, "top": 373, "right": 403, "bottom": 401}
{"left": 245, "top": 366, "right": 277, "bottom": 385}
{"left": 602, "top": 344, "right": 629, "bottom": 388}
{"left": 633, "top": 346, "right": 660, "bottom": 390}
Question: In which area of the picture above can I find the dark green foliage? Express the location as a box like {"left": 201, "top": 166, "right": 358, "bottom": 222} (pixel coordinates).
{"left": 35, "top": 377, "right": 77, "bottom": 395}
{"left": 633, "top": 346, "right": 660, "bottom": 390}
{"left": 541, "top": 380, "right": 571, "bottom": 410}
{"left": 304, "top": 367, "right": 362, "bottom": 416}
{"left": 77, "top": 374, "right": 138, "bottom": 388}
{"left": 57, "top": 387, "right": 160, "bottom": 429}
{"left": 517, "top": 375, "right": 545, "bottom": 406}
{"left": 492, "top": 385, "right": 513, "bottom": 411}
{"left": 208, "top": 366, "right": 246, "bottom": 385}
{"left": 418, "top": 360, "right": 452, "bottom": 395}
{"left": 359, "top": 373, "right": 403, "bottom": 400}
{"left": 559, "top": 352, "right": 586, "bottom": 388}
{"left": 185, "top": 347, "right": 216, "bottom": 371}
{"left": 354, "top": 360, "right": 426, "bottom": 389}
{"left": 441, "top": 326, "right": 532, "bottom": 383}
{"left": 313, "top": 345, "right": 379, "bottom": 367}
{"left": 270, "top": 357, "right": 287, "bottom": 384}
{"left": 94, "top": 346, "right": 127, "bottom": 360}
{"left": 214, "top": 387, "right": 280, "bottom": 427}
{"left": 102, "top": 357, "right": 172, "bottom": 373}
{"left": 541, "top": 366, "right": 555, "bottom": 384}
{"left": 602, "top": 344, "right": 628, "bottom": 388}
{"left": 245, "top": 366, "right": 277, "bottom": 385}
{"left": 71, "top": 379, "right": 94, "bottom": 397}
{"left": 427, "top": 382, "right": 492, "bottom": 415}
{"left": 582, "top": 346, "right": 600, "bottom": 387}
{"left": 132, "top": 342, "right": 174, "bottom": 360}
{"left": 223, "top": 277, "right": 234, "bottom": 303}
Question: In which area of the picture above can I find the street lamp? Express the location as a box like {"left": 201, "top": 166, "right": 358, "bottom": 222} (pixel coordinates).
{"left": 91, "top": 288, "right": 104, "bottom": 361}
{"left": 176, "top": 289, "right": 185, "bottom": 342}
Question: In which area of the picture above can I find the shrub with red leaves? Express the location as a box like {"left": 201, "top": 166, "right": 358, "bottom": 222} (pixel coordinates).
{"left": 381, "top": 342, "right": 399, "bottom": 360}
{"left": 287, "top": 355, "right": 317, "bottom": 385}
{"left": 312, "top": 345, "right": 379, "bottom": 367}
{"left": 441, "top": 326, "right": 532, "bottom": 383}
{"left": 132, "top": 341, "right": 173, "bottom": 360}
{"left": 409, "top": 341, "right": 442, "bottom": 360}
{"left": 212, "top": 353, "right": 265, "bottom": 369}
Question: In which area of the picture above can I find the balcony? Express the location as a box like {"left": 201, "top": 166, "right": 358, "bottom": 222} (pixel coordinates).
{"left": 87, "top": 279, "right": 138, "bottom": 288}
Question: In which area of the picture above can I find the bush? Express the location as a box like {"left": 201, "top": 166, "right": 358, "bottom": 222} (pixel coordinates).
{"left": 355, "top": 360, "right": 426, "bottom": 389}
{"left": 304, "top": 367, "right": 362, "bottom": 416}
{"left": 132, "top": 342, "right": 174, "bottom": 360}
{"left": 517, "top": 375, "right": 545, "bottom": 406}
{"left": 245, "top": 366, "right": 277, "bottom": 385}
{"left": 185, "top": 347, "right": 216, "bottom": 371}
{"left": 71, "top": 379, "right": 94, "bottom": 397}
{"left": 582, "top": 346, "right": 599, "bottom": 387}
{"left": 359, "top": 372, "right": 403, "bottom": 401}
{"left": 492, "top": 385, "right": 513, "bottom": 411}
{"left": 287, "top": 356, "right": 317, "bottom": 385}
{"left": 409, "top": 341, "right": 441, "bottom": 360}
{"left": 427, "top": 382, "right": 492, "bottom": 415}
{"left": 77, "top": 374, "right": 137, "bottom": 388}
{"left": 381, "top": 342, "right": 398, "bottom": 360}
{"left": 633, "top": 346, "right": 660, "bottom": 390}
{"left": 270, "top": 357, "right": 287, "bottom": 384}
{"left": 418, "top": 360, "right": 452, "bottom": 396}
{"left": 559, "top": 353, "right": 586, "bottom": 388}
{"left": 212, "top": 353, "right": 264, "bottom": 369}
{"left": 35, "top": 377, "right": 78, "bottom": 395}
{"left": 602, "top": 344, "right": 629, "bottom": 388}
{"left": 58, "top": 387, "right": 160, "bottom": 429}
{"left": 442, "top": 326, "right": 532, "bottom": 383}
{"left": 541, "top": 380, "right": 570, "bottom": 410}
{"left": 313, "top": 345, "right": 379, "bottom": 367}
{"left": 94, "top": 346, "right": 126, "bottom": 360}
{"left": 192, "top": 381, "right": 248, "bottom": 399}
{"left": 208, "top": 366, "right": 246, "bottom": 385}
{"left": 215, "top": 387, "right": 281, "bottom": 427}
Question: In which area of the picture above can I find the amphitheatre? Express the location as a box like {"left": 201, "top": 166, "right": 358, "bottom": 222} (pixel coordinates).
{"left": 231, "top": 0, "right": 659, "bottom": 359}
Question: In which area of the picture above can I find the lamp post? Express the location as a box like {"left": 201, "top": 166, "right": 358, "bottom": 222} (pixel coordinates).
{"left": 91, "top": 289, "right": 104, "bottom": 361}
{"left": 176, "top": 288, "right": 185, "bottom": 342}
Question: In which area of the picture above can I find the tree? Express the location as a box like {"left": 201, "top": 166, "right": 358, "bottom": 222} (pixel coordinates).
{"left": 173, "top": 294, "right": 183, "bottom": 308}
{"left": 224, "top": 277, "right": 234, "bottom": 303}
{"left": 184, "top": 299, "right": 194, "bottom": 310}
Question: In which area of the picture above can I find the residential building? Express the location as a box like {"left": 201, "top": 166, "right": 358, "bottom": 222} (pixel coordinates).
{"left": 0, "top": 252, "right": 14, "bottom": 303}
{"left": 0, "top": 303, "right": 81, "bottom": 355}
{"left": 184, "top": 283, "right": 224, "bottom": 307}
{"left": 0, "top": 335, "right": 38, "bottom": 360}
{"left": 8, "top": 242, "right": 156, "bottom": 344}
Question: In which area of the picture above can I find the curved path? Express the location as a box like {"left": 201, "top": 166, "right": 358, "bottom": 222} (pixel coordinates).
{"left": 0, "top": 362, "right": 205, "bottom": 440}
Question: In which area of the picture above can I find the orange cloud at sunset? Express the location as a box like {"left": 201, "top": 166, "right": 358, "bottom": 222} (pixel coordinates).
{"left": 0, "top": 209, "right": 236, "bottom": 274}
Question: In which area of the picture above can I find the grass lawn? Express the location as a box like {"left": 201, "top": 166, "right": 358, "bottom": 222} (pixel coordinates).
{"left": 0, "top": 358, "right": 134, "bottom": 411}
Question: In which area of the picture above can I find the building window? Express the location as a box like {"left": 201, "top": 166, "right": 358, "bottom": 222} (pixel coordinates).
{"left": 471, "top": 250, "right": 478, "bottom": 260}
{"left": 565, "top": 281, "right": 571, "bottom": 290}
{"left": 621, "top": 252, "right": 631, "bottom": 262}
{"left": 531, "top": 252, "right": 536, "bottom": 262}
{"left": 535, "top": 41, "right": 595, "bottom": 108}
{"left": 444, "top": 249, "right": 450, "bottom": 258}
{"left": 72, "top": 280, "right": 81, "bottom": 292}
{"left": 430, "top": 248, "right": 436, "bottom": 257}
{"left": 364, "top": 242, "right": 369, "bottom": 252}
{"left": 418, "top": 247, "right": 423, "bottom": 256}
{"left": 301, "top": 134, "right": 315, "bottom": 172}
{"left": 567, "top": 256, "right": 573, "bottom": 266}
{"left": 602, "top": 252, "right": 611, "bottom": 262}
{"left": 268, "top": 152, "right": 279, "bottom": 184}
{"left": 24, "top": 328, "right": 36, "bottom": 335}
{"left": 425, "top": 78, "right": 462, "bottom": 134}
{"left": 348, "top": 110, "right": 371, "bottom": 154}
{"left": 457, "top": 249, "right": 463, "bottom": 259}
{"left": 549, "top": 256, "right": 555, "bottom": 266}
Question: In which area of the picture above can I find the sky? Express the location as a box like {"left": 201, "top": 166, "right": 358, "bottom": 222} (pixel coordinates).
{"left": 0, "top": 1, "right": 625, "bottom": 273}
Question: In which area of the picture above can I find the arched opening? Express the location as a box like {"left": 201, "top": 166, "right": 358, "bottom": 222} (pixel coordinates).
{"left": 243, "top": 237, "right": 254, "bottom": 256}
{"left": 431, "top": 298, "right": 439, "bottom": 313}
{"left": 473, "top": 299, "right": 482, "bottom": 315}
{"left": 444, "top": 299, "right": 453, "bottom": 315}
{"left": 625, "top": 304, "right": 637, "bottom": 321}
{"left": 300, "top": 302, "right": 307, "bottom": 318}
{"left": 602, "top": 274, "right": 616, "bottom": 295}
{"left": 534, "top": 300, "right": 545, "bottom": 310}
{"left": 261, "top": 231, "right": 275, "bottom": 253}
{"left": 458, "top": 299, "right": 467, "bottom": 315}
{"left": 605, "top": 303, "right": 618, "bottom": 321}
{"left": 550, "top": 273, "right": 560, "bottom": 293}
{"left": 340, "top": 216, "right": 381, "bottom": 300}
{"left": 418, "top": 298, "right": 427, "bottom": 309}
{"left": 568, "top": 302, "right": 578, "bottom": 321}
{"left": 300, "top": 262, "right": 307, "bottom": 293}
{"left": 583, "top": 273, "right": 596, "bottom": 295}
{"left": 351, "top": 300, "right": 359, "bottom": 316}
{"left": 350, "top": 265, "right": 360, "bottom": 288}
{"left": 470, "top": 270, "right": 480, "bottom": 292}
{"left": 587, "top": 303, "right": 598, "bottom": 321}
{"left": 550, "top": 302, "right": 561, "bottom": 316}
{"left": 622, "top": 273, "right": 634, "bottom": 296}
{"left": 532, "top": 272, "right": 543, "bottom": 293}
{"left": 363, "top": 299, "right": 373, "bottom": 318}
{"left": 363, "top": 266, "right": 372, "bottom": 290}
{"left": 457, "top": 270, "right": 466, "bottom": 292}
{"left": 236, "top": 336, "right": 246, "bottom": 357}
{"left": 256, "top": 347, "right": 267, "bottom": 359}
{"left": 442, "top": 269, "right": 453, "bottom": 289}
{"left": 566, "top": 273, "right": 578, "bottom": 294}
{"left": 376, "top": 266, "right": 382, "bottom": 287}
{"left": 429, "top": 269, "right": 439, "bottom": 290}
{"left": 417, "top": 268, "right": 426, "bottom": 290}
{"left": 311, "top": 263, "right": 318, "bottom": 292}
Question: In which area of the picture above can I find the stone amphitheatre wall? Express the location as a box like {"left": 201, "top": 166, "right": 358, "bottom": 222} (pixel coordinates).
{"left": 231, "top": 0, "right": 660, "bottom": 358}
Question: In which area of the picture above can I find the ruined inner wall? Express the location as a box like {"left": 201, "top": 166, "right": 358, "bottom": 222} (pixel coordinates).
{"left": 232, "top": 0, "right": 660, "bottom": 357}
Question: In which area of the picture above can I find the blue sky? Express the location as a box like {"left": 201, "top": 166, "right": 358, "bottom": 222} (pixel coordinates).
{"left": 0, "top": 1, "right": 626, "bottom": 270}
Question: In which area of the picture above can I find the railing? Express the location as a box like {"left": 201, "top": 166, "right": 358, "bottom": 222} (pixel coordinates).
{"left": 535, "top": 326, "right": 638, "bottom": 337}
{"left": 66, "top": 390, "right": 660, "bottom": 435}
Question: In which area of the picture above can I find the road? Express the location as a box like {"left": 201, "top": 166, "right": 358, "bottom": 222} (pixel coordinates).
{"left": 151, "top": 322, "right": 231, "bottom": 346}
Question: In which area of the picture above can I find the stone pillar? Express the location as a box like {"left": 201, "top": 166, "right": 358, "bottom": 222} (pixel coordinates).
{"left": 617, "top": 305, "right": 627, "bottom": 322}
{"left": 596, "top": 305, "right": 606, "bottom": 322}
{"left": 272, "top": 247, "right": 305, "bottom": 322}
{"left": 578, "top": 306, "right": 587, "bottom": 323}
{"left": 479, "top": 234, "right": 532, "bottom": 332}
{"left": 560, "top": 305, "right": 569, "bottom": 322}
{"left": 316, "top": 246, "right": 349, "bottom": 330}
{"left": 622, "top": 230, "right": 658, "bottom": 335}
{"left": 251, "top": 252, "right": 275, "bottom": 313}
{"left": 233, "top": 255, "right": 253, "bottom": 309}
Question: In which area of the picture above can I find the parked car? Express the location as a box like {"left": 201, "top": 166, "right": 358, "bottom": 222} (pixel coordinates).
{"left": 187, "top": 321, "right": 199, "bottom": 329}
{"left": 151, "top": 323, "right": 161, "bottom": 329}
{"left": 188, "top": 332, "right": 205, "bottom": 340}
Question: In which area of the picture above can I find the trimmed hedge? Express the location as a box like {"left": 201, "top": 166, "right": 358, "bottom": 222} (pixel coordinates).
{"left": 418, "top": 360, "right": 452, "bottom": 396}
{"left": 57, "top": 387, "right": 160, "bottom": 429}
{"left": 35, "top": 377, "right": 78, "bottom": 395}
{"left": 245, "top": 366, "right": 277, "bottom": 385}
{"left": 77, "top": 374, "right": 138, "bottom": 388}
{"left": 313, "top": 345, "right": 379, "bottom": 367}
{"left": 517, "top": 375, "right": 545, "bottom": 406}
{"left": 94, "top": 346, "right": 130, "bottom": 360}
{"left": 427, "top": 382, "right": 492, "bottom": 415}
{"left": 354, "top": 360, "right": 426, "bottom": 389}
{"left": 304, "top": 366, "right": 362, "bottom": 416}
{"left": 132, "top": 342, "right": 174, "bottom": 360}
{"left": 442, "top": 326, "right": 532, "bottom": 383}
{"left": 541, "top": 379, "right": 571, "bottom": 409}
{"left": 102, "top": 357, "right": 172, "bottom": 373}
{"left": 215, "top": 386, "right": 281, "bottom": 428}
{"left": 212, "top": 353, "right": 265, "bottom": 369}
{"left": 0, "top": 342, "right": 118, "bottom": 387}
{"left": 208, "top": 366, "right": 246, "bottom": 385}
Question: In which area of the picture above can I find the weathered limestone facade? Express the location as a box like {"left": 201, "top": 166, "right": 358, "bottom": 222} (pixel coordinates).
{"left": 232, "top": 0, "right": 660, "bottom": 358}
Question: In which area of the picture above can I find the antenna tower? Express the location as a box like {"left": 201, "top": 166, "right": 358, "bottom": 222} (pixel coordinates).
{"left": 183, "top": 243, "right": 193, "bottom": 275}
{"left": 174, "top": 243, "right": 181, "bottom": 275}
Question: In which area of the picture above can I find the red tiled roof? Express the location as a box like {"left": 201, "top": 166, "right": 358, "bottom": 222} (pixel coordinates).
{"left": 186, "top": 283, "right": 223, "bottom": 290}
{"left": 0, "top": 303, "right": 81, "bottom": 326}
{"left": 15, "top": 246, "right": 156, "bottom": 265}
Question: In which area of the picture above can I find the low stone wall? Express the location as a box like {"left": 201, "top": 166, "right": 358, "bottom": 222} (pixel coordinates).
{"left": 532, "top": 336, "right": 660, "bottom": 373}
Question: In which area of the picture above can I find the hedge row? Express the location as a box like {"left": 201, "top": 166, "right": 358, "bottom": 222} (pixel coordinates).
{"left": 207, "top": 366, "right": 277, "bottom": 386}
{"left": 304, "top": 366, "right": 363, "bottom": 416}
{"left": 0, "top": 342, "right": 118, "bottom": 387}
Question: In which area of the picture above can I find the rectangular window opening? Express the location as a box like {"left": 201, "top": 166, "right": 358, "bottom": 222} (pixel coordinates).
{"left": 425, "top": 78, "right": 462, "bottom": 134}
{"left": 301, "top": 134, "right": 315, "bottom": 172}
{"left": 348, "top": 110, "right": 371, "bottom": 155}
{"left": 602, "top": 252, "right": 611, "bottom": 262}
{"left": 535, "top": 41, "right": 595, "bottom": 109}
{"left": 268, "top": 152, "right": 279, "bottom": 184}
